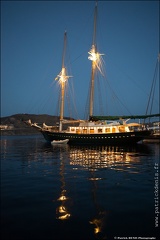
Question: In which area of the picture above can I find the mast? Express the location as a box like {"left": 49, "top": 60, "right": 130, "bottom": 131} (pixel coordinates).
{"left": 89, "top": 2, "right": 98, "bottom": 118}
{"left": 55, "top": 31, "right": 71, "bottom": 131}
{"left": 60, "top": 32, "right": 67, "bottom": 123}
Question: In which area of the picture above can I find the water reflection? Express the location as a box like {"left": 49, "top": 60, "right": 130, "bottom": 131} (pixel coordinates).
{"left": 68, "top": 145, "right": 151, "bottom": 173}
{"left": 90, "top": 211, "right": 106, "bottom": 238}
{"left": 89, "top": 170, "right": 107, "bottom": 239}
{"left": 56, "top": 147, "right": 71, "bottom": 220}
{"left": 52, "top": 144, "right": 152, "bottom": 239}
{"left": 1, "top": 136, "right": 157, "bottom": 239}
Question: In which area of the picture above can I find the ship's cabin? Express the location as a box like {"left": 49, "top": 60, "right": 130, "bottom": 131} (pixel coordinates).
{"left": 66, "top": 121, "right": 133, "bottom": 134}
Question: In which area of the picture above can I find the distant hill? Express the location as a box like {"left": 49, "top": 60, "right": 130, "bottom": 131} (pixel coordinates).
{"left": 0, "top": 113, "right": 67, "bottom": 135}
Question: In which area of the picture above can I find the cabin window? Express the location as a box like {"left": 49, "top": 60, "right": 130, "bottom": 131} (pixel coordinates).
{"left": 112, "top": 128, "right": 116, "bottom": 133}
{"left": 90, "top": 128, "right": 94, "bottom": 133}
{"left": 105, "top": 128, "right": 110, "bottom": 133}
{"left": 83, "top": 129, "right": 87, "bottom": 134}
{"left": 98, "top": 128, "right": 102, "bottom": 133}
{"left": 71, "top": 128, "right": 75, "bottom": 131}
{"left": 119, "top": 126, "right": 125, "bottom": 132}
{"left": 76, "top": 128, "right": 81, "bottom": 134}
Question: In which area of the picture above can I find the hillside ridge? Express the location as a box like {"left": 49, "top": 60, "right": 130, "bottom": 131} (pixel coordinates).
{"left": 0, "top": 113, "right": 69, "bottom": 135}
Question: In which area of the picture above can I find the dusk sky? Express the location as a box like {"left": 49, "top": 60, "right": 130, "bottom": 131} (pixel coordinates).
{"left": 1, "top": 1, "right": 159, "bottom": 120}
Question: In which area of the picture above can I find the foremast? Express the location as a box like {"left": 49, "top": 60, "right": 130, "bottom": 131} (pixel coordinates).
{"left": 88, "top": 2, "right": 104, "bottom": 118}
{"left": 55, "top": 31, "right": 71, "bottom": 131}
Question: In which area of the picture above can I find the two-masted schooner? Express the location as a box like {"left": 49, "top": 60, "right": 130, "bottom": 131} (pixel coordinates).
{"left": 27, "top": 2, "right": 152, "bottom": 145}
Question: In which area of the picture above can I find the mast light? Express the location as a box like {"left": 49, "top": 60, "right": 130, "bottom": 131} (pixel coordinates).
{"left": 55, "top": 67, "right": 72, "bottom": 84}
{"left": 88, "top": 45, "right": 104, "bottom": 75}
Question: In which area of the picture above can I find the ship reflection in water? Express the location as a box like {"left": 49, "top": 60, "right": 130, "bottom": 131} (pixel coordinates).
{"left": 1, "top": 136, "right": 158, "bottom": 239}
{"left": 51, "top": 143, "right": 153, "bottom": 239}
{"left": 56, "top": 148, "right": 71, "bottom": 221}
{"left": 69, "top": 145, "right": 143, "bottom": 172}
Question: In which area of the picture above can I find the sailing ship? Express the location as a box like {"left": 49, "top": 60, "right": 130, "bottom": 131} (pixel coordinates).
{"left": 26, "top": 2, "right": 152, "bottom": 145}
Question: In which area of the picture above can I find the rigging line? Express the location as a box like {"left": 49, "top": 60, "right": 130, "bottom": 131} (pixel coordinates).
{"left": 69, "top": 80, "right": 79, "bottom": 119}
{"left": 102, "top": 74, "right": 124, "bottom": 115}
{"left": 56, "top": 90, "right": 61, "bottom": 117}
{"left": 102, "top": 56, "right": 135, "bottom": 115}
{"left": 149, "top": 76, "right": 156, "bottom": 115}
{"left": 26, "top": 49, "right": 57, "bottom": 114}
{"left": 88, "top": 46, "right": 137, "bottom": 117}
{"left": 65, "top": 82, "right": 71, "bottom": 119}
{"left": 86, "top": 54, "right": 132, "bottom": 117}
{"left": 67, "top": 71, "right": 79, "bottom": 119}
{"left": 70, "top": 50, "right": 88, "bottom": 65}
{"left": 96, "top": 72, "right": 104, "bottom": 115}
{"left": 146, "top": 57, "right": 159, "bottom": 115}
{"left": 106, "top": 54, "right": 151, "bottom": 99}
{"left": 103, "top": 71, "right": 133, "bottom": 116}
{"left": 66, "top": 80, "right": 77, "bottom": 119}
{"left": 67, "top": 4, "right": 94, "bottom": 66}
{"left": 63, "top": 36, "right": 79, "bottom": 120}
{"left": 51, "top": 81, "right": 60, "bottom": 116}
{"left": 64, "top": 40, "right": 73, "bottom": 119}
{"left": 84, "top": 79, "right": 92, "bottom": 120}
{"left": 40, "top": 92, "right": 53, "bottom": 114}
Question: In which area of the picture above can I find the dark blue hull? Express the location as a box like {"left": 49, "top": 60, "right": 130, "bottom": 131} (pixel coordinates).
{"left": 41, "top": 129, "right": 151, "bottom": 145}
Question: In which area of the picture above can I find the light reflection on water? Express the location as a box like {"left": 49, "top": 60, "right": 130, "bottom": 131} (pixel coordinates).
{"left": 1, "top": 135, "right": 159, "bottom": 240}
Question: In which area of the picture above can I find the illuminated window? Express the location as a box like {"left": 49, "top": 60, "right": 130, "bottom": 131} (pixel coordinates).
{"left": 105, "top": 128, "right": 110, "bottom": 133}
{"left": 83, "top": 129, "right": 87, "bottom": 134}
{"left": 76, "top": 129, "right": 81, "bottom": 134}
{"left": 119, "top": 126, "right": 125, "bottom": 132}
{"left": 112, "top": 128, "right": 116, "bottom": 133}
{"left": 90, "top": 128, "right": 94, "bottom": 133}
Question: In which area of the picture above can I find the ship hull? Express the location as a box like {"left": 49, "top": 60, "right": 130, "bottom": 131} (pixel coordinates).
{"left": 41, "top": 129, "right": 151, "bottom": 145}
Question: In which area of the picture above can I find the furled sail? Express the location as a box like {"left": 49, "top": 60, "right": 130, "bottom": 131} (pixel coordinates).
{"left": 89, "top": 113, "right": 160, "bottom": 121}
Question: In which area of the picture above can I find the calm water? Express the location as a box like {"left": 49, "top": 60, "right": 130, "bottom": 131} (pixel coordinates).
{"left": 1, "top": 135, "right": 159, "bottom": 240}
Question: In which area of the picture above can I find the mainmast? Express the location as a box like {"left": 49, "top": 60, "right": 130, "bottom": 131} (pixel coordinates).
{"left": 88, "top": 2, "right": 103, "bottom": 118}
{"left": 60, "top": 32, "right": 67, "bottom": 124}
{"left": 55, "top": 31, "right": 71, "bottom": 131}
{"left": 88, "top": 2, "right": 98, "bottom": 118}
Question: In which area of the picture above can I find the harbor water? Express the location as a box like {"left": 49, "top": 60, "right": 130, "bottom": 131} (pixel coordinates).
{"left": 1, "top": 135, "right": 159, "bottom": 240}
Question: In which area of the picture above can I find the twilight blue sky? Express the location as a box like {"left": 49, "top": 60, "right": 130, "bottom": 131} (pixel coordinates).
{"left": 1, "top": 0, "right": 159, "bottom": 119}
